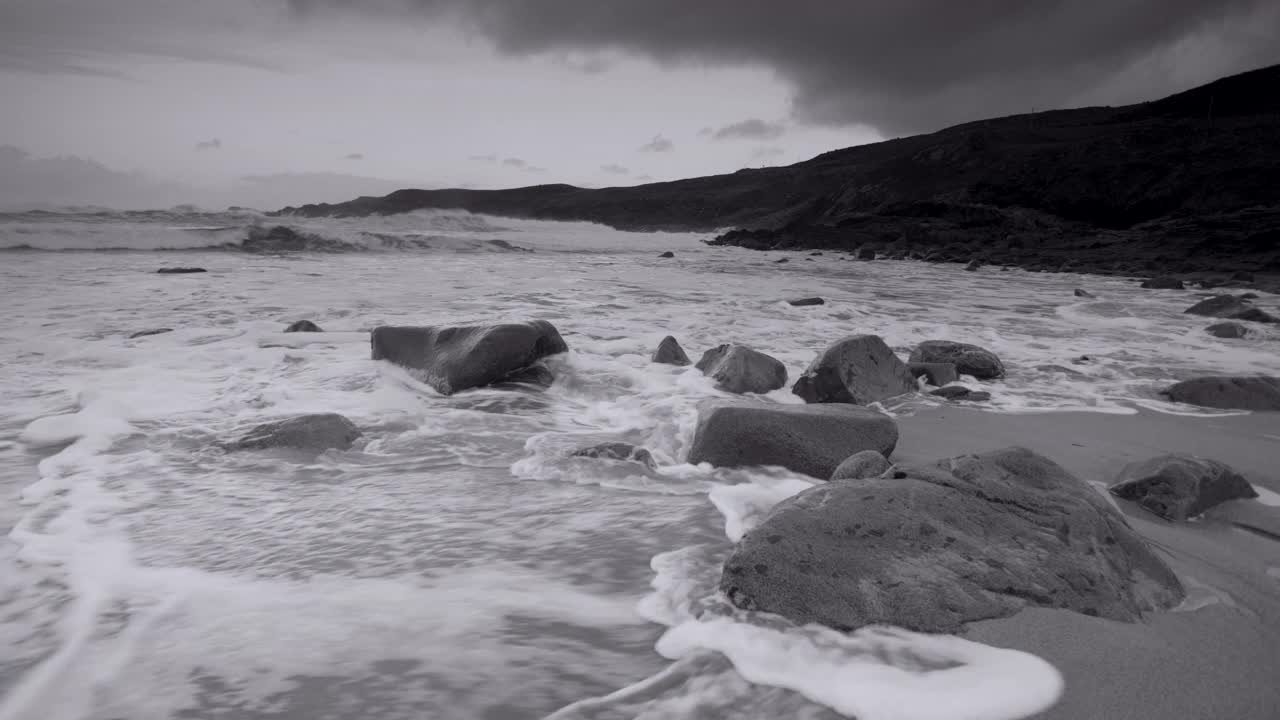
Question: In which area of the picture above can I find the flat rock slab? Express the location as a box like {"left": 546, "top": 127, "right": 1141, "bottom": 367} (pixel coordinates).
{"left": 721, "top": 447, "right": 1185, "bottom": 633}
{"left": 1110, "top": 454, "right": 1257, "bottom": 521}
{"left": 695, "top": 344, "right": 787, "bottom": 394}
{"left": 234, "top": 413, "right": 361, "bottom": 451}
{"left": 371, "top": 320, "right": 568, "bottom": 395}
{"left": 157, "top": 267, "right": 207, "bottom": 274}
{"left": 787, "top": 297, "right": 825, "bottom": 306}
{"left": 687, "top": 399, "right": 898, "bottom": 479}
{"left": 909, "top": 340, "right": 1005, "bottom": 380}
{"left": 1162, "top": 376, "right": 1280, "bottom": 411}
{"left": 792, "top": 334, "right": 917, "bottom": 405}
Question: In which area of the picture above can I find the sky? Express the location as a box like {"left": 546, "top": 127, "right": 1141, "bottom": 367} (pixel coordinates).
{"left": 2, "top": 0, "right": 1278, "bottom": 210}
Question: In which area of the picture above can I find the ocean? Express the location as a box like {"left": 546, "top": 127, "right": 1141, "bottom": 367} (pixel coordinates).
{"left": 0, "top": 208, "right": 1276, "bottom": 720}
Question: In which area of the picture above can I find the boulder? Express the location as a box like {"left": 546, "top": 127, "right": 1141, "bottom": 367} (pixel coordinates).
{"left": 696, "top": 344, "right": 787, "bottom": 394}
{"left": 1182, "top": 294, "right": 1278, "bottom": 323}
{"left": 857, "top": 248, "right": 876, "bottom": 260}
{"left": 775, "top": 258, "right": 789, "bottom": 264}
{"left": 129, "top": 328, "right": 173, "bottom": 339}
{"left": 652, "top": 335, "right": 692, "bottom": 366}
{"left": 1073, "top": 288, "right": 1095, "bottom": 298}
{"left": 1206, "top": 321, "right": 1249, "bottom": 339}
{"left": 791, "top": 335, "right": 917, "bottom": 405}
{"left": 1109, "top": 454, "right": 1257, "bottom": 521}
{"left": 1140, "top": 277, "right": 1184, "bottom": 289}
{"left": 908, "top": 340, "right": 1005, "bottom": 380}
{"left": 930, "top": 386, "right": 992, "bottom": 402}
{"left": 687, "top": 399, "right": 898, "bottom": 480}
{"left": 658, "top": 251, "right": 675, "bottom": 258}
{"left": 233, "top": 413, "right": 361, "bottom": 451}
{"left": 157, "top": 267, "right": 206, "bottom": 274}
{"left": 829, "top": 450, "right": 891, "bottom": 481}
{"left": 1161, "top": 376, "right": 1280, "bottom": 411}
{"left": 907, "top": 361, "right": 958, "bottom": 387}
{"left": 720, "top": 447, "right": 1185, "bottom": 633}
{"left": 571, "top": 442, "right": 657, "bottom": 469}
{"left": 787, "top": 297, "right": 825, "bottom": 307}
{"left": 284, "top": 320, "right": 323, "bottom": 333}
{"left": 371, "top": 321, "right": 568, "bottom": 395}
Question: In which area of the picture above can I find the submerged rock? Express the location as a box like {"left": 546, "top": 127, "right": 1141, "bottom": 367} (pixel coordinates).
{"left": 964, "top": 259, "right": 982, "bottom": 271}
{"left": 1140, "top": 277, "right": 1184, "bottom": 289}
{"left": 1206, "top": 321, "right": 1249, "bottom": 338}
{"left": 908, "top": 362, "right": 959, "bottom": 387}
{"left": 571, "top": 442, "right": 656, "bottom": 468}
{"left": 908, "top": 340, "right": 1005, "bottom": 380}
{"left": 1074, "top": 288, "right": 1095, "bottom": 298}
{"left": 695, "top": 344, "right": 787, "bottom": 394}
{"left": 128, "top": 328, "right": 173, "bottom": 339}
{"left": 658, "top": 251, "right": 675, "bottom": 258}
{"left": 157, "top": 267, "right": 206, "bottom": 274}
{"left": 829, "top": 450, "right": 891, "bottom": 481}
{"left": 1161, "top": 376, "right": 1280, "bottom": 411}
{"left": 857, "top": 248, "right": 876, "bottom": 260}
{"left": 787, "top": 297, "right": 825, "bottom": 306}
{"left": 284, "top": 320, "right": 323, "bottom": 333}
{"left": 720, "top": 447, "right": 1185, "bottom": 633}
{"left": 371, "top": 321, "right": 568, "bottom": 395}
{"left": 792, "top": 335, "right": 917, "bottom": 405}
{"left": 1109, "top": 454, "right": 1257, "bottom": 521}
{"left": 233, "top": 413, "right": 361, "bottom": 451}
{"left": 929, "top": 386, "right": 992, "bottom": 402}
{"left": 1183, "top": 295, "right": 1279, "bottom": 323}
{"left": 687, "top": 399, "right": 898, "bottom": 480}
{"left": 652, "top": 335, "right": 692, "bottom": 366}
{"left": 774, "top": 258, "right": 789, "bottom": 264}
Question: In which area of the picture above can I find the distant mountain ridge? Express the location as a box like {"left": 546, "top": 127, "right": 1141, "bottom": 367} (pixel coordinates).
{"left": 277, "top": 64, "right": 1280, "bottom": 275}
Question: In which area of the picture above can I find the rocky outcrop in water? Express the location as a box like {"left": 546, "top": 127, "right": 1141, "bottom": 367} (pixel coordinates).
{"left": 285, "top": 320, "right": 323, "bottom": 332}
{"left": 1206, "top": 321, "right": 1249, "bottom": 338}
{"left": 720, "top": 447, "right": 1185, "bottom": 633}
{"left": 652, "top": 336, "right": 692, "bottom": 366}
{"left": 233, "top": 413, "right": 361, "bottom": 451}
{"left": 695, "top": 344, "right": 787, "bottom": 394}
{"left": 1161, "top": 376, "right": 1280, "bottom": 411}
{"left": 908, "top": 340, "right": 1005, "bottom": 380}
{"left": 371, "top": 321, "right": 568, "bottom": 395}
{"left": 1109, "top": 454, "right": 1257, "bottom": 521}
{"left": 687, "top": 399, "right": 898, "bottom": 479}
{"left": 791, "top": 335, "right": 916, "bottom": 405}
{"left": 1183, "top": 295, "right": 1279, "bottom": 323}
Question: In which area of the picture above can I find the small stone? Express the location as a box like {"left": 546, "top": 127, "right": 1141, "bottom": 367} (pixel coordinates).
{"left": 157, "top": 267, "right": 207, "bottom": 274}
{"left": 659, "top": 251, "right": 675, "bottom": 258}
{"left": 787, "top": 297, "right": 825, "bottom": 307}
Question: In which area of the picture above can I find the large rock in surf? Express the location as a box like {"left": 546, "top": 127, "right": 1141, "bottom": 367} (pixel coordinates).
{"left": 1183, "top": 295, "right": 1279, "bottom": 323}
{"left": 233, "top": 413, "right": 361, "bottom": 451}
{"left": 1206, "top": 321, "right": 1249, "bottom": 338}
{"left": 791, "top": 335, "right": 917, "bottom": 405}
{"left": 652, "top": 335, "right": 692, "bottom": 366}
{"left": 1162, "top": 376, "right": 1280, "bottom": 411}
{"left": 720, "top": 447, "right": 1185, "bottom": 633}
{"left": 908, "top": 340, "right": 1005, "bottom": 380}
{"left": 1109, "top": 454, "right": 1257, "bottom": 521}
{"left": 1140, "top": 277, "right": 1184, "bottom": 289}
{"left": 285, "top": 320, "right": 323, "bottom": 332}
{"left": 829, "top": 450, "right": 891, "bottom": 481}
{"left": 687, "top": 399, "right": 898, "bottom": 480}
{"left": 695, "top": 344, "right": 787, "bottom": 394}
{"left": 371, "top": 321, "right": 568, "bottom": 395}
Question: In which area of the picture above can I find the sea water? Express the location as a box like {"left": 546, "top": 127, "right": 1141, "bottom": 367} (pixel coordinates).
{"left": 0, "top": 208, "right": 1276, "bottom": 720}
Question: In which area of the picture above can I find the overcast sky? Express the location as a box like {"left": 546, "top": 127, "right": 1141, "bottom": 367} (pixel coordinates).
{"left": 2, "top": 0, "right": 1277, "bottom": 209}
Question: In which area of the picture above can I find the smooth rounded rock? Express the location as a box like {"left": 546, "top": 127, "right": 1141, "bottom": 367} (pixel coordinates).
{"left": 371, "top": 321, "right": 568, "bottom": 395}
{"left": 829, "top": 450, "right": 891, "bottom": 481}
{"left": 1140, "top": 277, "right": 1184, "bottom": 289}
{"left": 284, "top": 320, "right": 323, "bottom": 333}
{"left": 1206, "top": 321, "right": 1249, "bottom": 339}
{"left": 908, "top": 340, "right": 1005, "bottom": 380}
{"left": 233, "top": 413, "right": 361, "bottom": 452}
{"left": 1109, "top": 454, "right": 1257, "bottom": 521}
{"left": 1161, "top": 376, "right": 1280, "bottom": 411}
{"left": 695, "top": 344, "right": 787, "bottom": 395}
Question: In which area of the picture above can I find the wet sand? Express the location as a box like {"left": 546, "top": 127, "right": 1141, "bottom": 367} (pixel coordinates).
{"left": 897, "top": 407, "right": 1280, "bottom": 720}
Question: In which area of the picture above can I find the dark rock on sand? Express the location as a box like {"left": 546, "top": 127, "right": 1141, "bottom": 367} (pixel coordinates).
{"left": 1109, "top": 454, "right": 1257, "bottom": 521}
{"left": 1162, "top": 376, "right": 1280, "bottom": 411}
{"left": 696, "top": 344, "right": 787, "bottom": 394}
{"left": 857, "top": 248, "right": 876, "bottom": 260}
{"left": 658, "top": 251, "right": 675, "bottom": 258}
{"left": 1206, "top": 321, "right": 1250, "bottom": 339}
{"left": 1140, "top": 277, "right": 1185, "bottom": 289}
{"left": 652, "top": 335, "right": 692, "bottom": 366}
{"left": 371, "top": 320, "right": 568, "bottom": 395}
{"left": 571, "top": 442, "right": 656, "bottom": 469}
{"left": 233, "top": 413, "right": 361, "bottom": 451}
{"left": 909, "top": 340, "right": 1005, "bottom": 380}
{"left": 157, "top": 267, "right": 206, "bottom": 274}
{"left": 829, "top": 450, "right": 891, "bottom": 481}
{"left": 687, "top": 399, "right": 898, "bottom": 480}
{"left": 720, "top": 447, "right": 1185, "bottom": 633}
{"left": 1183, "top": 295, "right": 1279, "bottom": 323}
{"left": 930, "top": 386, "right": 992, "bottom": 402}
{"left": 1074, "top": 288, "right": 1095, "bottom": 298}
{"left": 128, "top": 328, "right": 173, "bottom": 339}
{"left": 284, "top": 320, "right": 323, "bottom": 333}
{"left": 787, "top": 297, "right": 825, "bottom": 307}
{"left": 792, "top": 335, "right": 917, "bottom": 405}
{"left": 908, "top": 362, "right": 959, "bottom": 387}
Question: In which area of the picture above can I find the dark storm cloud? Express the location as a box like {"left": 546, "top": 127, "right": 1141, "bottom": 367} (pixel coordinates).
{"left": 710, "top": 119, "right": 786, "bottom": 141}
{"left": 286, "top": 0, "right": 1280, "bottom": 133}
{"left": 639, "top": 135, "right": 673, "bottom": 153}
{"left": 195, "top": 138, "right": 223, "bottom": 151}
{"left": 600, "top": 164, "right": 629, "bottom": 175}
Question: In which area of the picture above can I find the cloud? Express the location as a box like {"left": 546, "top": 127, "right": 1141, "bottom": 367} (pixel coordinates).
{"left": 344, "top": 152, "right": 364, "bottom": 160}
{"left": 600, "top": 163, "right": 629, "bottom": 175}
{"left": 639, "top": 134, "right": 673, "bottom": 152}
{"left": 752, "top": 146, "right": 785, "bottom": 159}
{"left": 285, "top": 0, "right": 1280, "bottom": 134}
{"left": 710, "top": 119, "right": 785, "bottom": 141}
{"left": 195, "top": 138, "right": 222, "bottom": 151}
{"left": 502, "top": 157, "right": 527, "bottom": 167}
